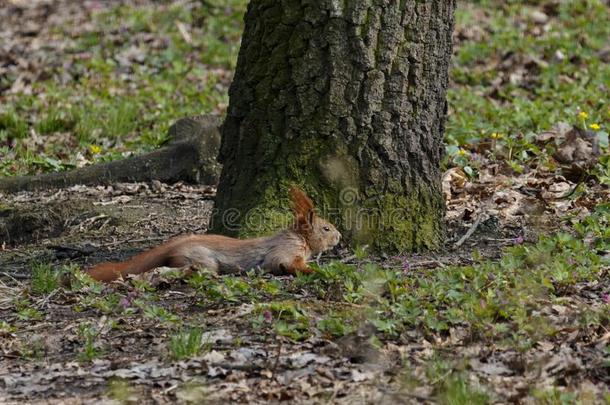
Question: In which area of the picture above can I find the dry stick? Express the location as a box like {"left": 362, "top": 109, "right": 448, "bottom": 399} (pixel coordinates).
{"left": 163, "top": 385, "right": 179, "bottom": 395}
{"left": 212, "top": 362, "right": 264, "bottom": 372}
{"left": 340, "top": 254, "right": 357, "bottom": 263}
{"left": 272, "top": 339, "right": 283, "bottom": 373}
{"left": 35, "top": 289, "right": 59, "bottom": 309}
{"left": 453, "top": 211, "right": 487, "bottom": 249}
{"left": 410, "top": 259, "right": 444, "bottom": 270}
{"left": 0, "top": 271, "right": 30, "bottom": 280}
{"left": 98, "top": 236, "right": 168, "bottom": 248}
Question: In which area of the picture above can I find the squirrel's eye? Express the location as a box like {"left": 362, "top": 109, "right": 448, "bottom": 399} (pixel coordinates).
{"left": 323, "top": 226, "right": 330, "bottom": 232}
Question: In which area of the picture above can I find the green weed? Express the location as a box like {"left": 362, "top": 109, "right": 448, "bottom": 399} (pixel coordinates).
{"left": 77, "top": 323, "right": 102, "bottom": 361}
{"left": 436, "top": 374, "right": 490, "bottom": 405}
{"left": 30, "top": 263, "right": 60, "bottom": 295}
{"left": 14, "top": 298, "right": 43, "bottom": 321}
{"left": 317, "top": 312, "right": 357, "bottom": 338}
{"left": 255, "top": 301, "right": 311, "bottom": 341}
{"left": 19, "top": 337, "right": 46, "bottom": 360}
{"left": 141, "top": 304, "right": 181, "bottom": 324}
{"left": 168, "top": 327, "right": 205, "bottom": 360}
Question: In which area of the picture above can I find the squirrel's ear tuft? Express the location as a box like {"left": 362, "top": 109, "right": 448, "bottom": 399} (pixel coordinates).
{"left": 290, "top": 186, "right": 314, "bottom": 223}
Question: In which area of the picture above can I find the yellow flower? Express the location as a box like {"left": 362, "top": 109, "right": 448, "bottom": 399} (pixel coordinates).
{"left": 490, "top": 132, "right": 503, "bottom": 139}
{"left": 578, "top": 111, "right": 588, "bottom": 120}
{"left": 590, "top": 123, "right": 601, "bottom": 130}
{"left": 457, "top": 148, "right": 468, "bottom": 156}
{"left": 89, "top": 144, "right": 102, "bottom": 154}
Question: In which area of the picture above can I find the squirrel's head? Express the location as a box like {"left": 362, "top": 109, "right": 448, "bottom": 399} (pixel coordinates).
{"left": 290, "top": 186, "right": 341, "bottom": 254}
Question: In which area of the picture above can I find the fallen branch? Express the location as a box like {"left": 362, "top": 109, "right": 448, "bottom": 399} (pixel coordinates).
{"left": 453, "top": 211, "right": 487, "bottom": 249}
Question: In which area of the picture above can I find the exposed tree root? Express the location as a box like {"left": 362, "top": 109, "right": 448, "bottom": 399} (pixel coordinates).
{"left": 0, "top": 115, "right": 222, "bottom": 193}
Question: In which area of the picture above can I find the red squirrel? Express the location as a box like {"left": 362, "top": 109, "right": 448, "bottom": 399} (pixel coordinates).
{"left": 85, "top": 187, "right": 341, "bottom": 282}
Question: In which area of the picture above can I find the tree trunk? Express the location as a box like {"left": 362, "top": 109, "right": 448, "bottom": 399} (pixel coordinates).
{"left": 212, "top": 0, "right": 456, "bottom": 252}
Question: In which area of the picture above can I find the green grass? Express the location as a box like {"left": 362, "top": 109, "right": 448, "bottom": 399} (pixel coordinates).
{"left": 437, "top": 375, "right": 490, "bottom": 405}
{"left": 169, "top": 203, "right": 605, "bottom": 347}
{"left": 448, "top": 0, "right": 609, "bottom": 147}
{"left": 1, "top": 0, "right": 607, "bottom": 177}
{"left": 0, "top": 0, "right": 246, "bottom": 176}
{"left": 168, "top": 327, "right": 205, "bottom": 360}
{"left": 30, "top": 263, "right": 61, "bottom": 295}
{"left": 141, "top": 303, "right": 181, "bottom": 324}
{"left": 293, "top": 205, "right": 607, "bottom": 345}
{"left": 77, "top": 323, "right": 102, "bottom": 362}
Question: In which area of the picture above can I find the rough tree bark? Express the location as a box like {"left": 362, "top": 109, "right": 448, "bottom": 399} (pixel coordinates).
{"left": 212, "top": 1, "right": 456, "bottom": 252}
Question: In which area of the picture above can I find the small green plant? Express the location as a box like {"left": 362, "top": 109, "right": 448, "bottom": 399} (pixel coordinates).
{"left": 188, "top": 271, "right": 253, "bottom": 303}
{"left": 0, "top": 321, "right": 15, "bottom": 334}
{"left": 19, "top": 337, "right": 46, "bottom": 359}
{"left": 68, "top": 265, "right": 104, "bottom": 293}
{"left": 353, "top": 245, "right": 370, "bottom": 260}
{"left": 223, "top": 276, "right": 253, "bottom": 298}
{"left": 30, "top": 263, "right": 60, "bottom": 295}
{"left": 169, "top": 327, "right": 205, "bottom": 360}
{"left": 317, "top": 313, "right": 356, "bottom": 338}
{"left": 129, "top": 278, "right": 156, "bottom": 293}
{"left": 77, "top": 323, "right": 102, "bottom": 362}
{"left": 256, "top": 301, "right": 311, "bottom": 341}
{"left": 141, "top": 304, "right": 181, "bottom": 324}
{"left": 436, "top": 374, "right": 490, "bottom": 405}
{"left": 77, "top": 293, "right": 122, "bottom": 314}
{"left": 16, "top": 305, "right": 43, "bottom": 321}
{"left": 0, "top": 109, "right": 28, "bottom": 139}
{"left": 296, "top": 261, "right": 365, "bottom": 302}
{"left": 35, "top": 110, "right": 76, "bottom": 135}
{"left": 250, "top": 275, "right": 281, "bottom": 297}
{"left": 531, "top": 387, "right": 578, "bottom": 405}
{"left": 107, "top": 379, "right": 138, "bottom": 403}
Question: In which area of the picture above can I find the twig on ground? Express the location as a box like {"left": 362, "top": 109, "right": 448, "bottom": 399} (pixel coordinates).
{"left": 211, "top": 362, "right": 264, "bottom": 373}
{"left": 0, "top": 271, "right": 29, "bottom": 281}
{"left": 272, "top": 339, "right": 283, "bottom": 373}
{"left": 340, "top": 254, "right": 357, "bottom": 263}
{"left": 98, "top": 236, "right": 168, "bottom": 248}
{"left": 35, "top": 289, "right": 59, "bottom": 309}
{"left": 163, "top": 384, "right": 179, "bottom": 395}
{"left": 453, "top": 211, "right": 487, "bottom": 249}
{"left": 410, "top": 260, "right": 444, "bottom": 270}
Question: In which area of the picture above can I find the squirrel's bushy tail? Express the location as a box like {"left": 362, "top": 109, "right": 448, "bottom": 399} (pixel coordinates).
{"left": 85, "top": 245, "right": 171, "bottom": 282}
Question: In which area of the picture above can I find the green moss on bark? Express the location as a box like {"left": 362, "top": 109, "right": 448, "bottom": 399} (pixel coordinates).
{"left": 213, "top": 1, "right": 455, "bottom": 253}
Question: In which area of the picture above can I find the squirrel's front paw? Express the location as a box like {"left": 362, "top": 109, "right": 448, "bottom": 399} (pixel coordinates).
{"left": 281, "top": 257, "right": 315, "bottom": 275}
{"left": 298, "top": 266, "right": 315, "bottom": 275}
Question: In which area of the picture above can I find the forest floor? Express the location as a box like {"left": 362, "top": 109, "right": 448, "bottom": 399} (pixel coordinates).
{"left": 1, "top": 0, "right": 609, "bottom": 404}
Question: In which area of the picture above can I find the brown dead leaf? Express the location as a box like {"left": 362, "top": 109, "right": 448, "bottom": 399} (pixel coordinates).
{"left": 535, "top": 122, "right": 572, "bottom": 144}
{"left": 469, "top": 358, "right": 513, "bottom": 376}
{"left": 442, "top": 167, "right": 468, "bottom": 200}
{"left": 546, "top": 181, "right": 571, "bottom": 196}
{"left": 351, "top": 369, "right": 376, "bottom": 382}
{"left": 552, "top": 126, "right": 600, "bottom": 181}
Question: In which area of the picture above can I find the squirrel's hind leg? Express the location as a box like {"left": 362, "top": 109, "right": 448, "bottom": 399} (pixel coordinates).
{"left": 167, "top": 253, "right": 219, "bottom": 273}
{"left": 281, "top": 256, "right": 315, "bottom": 275}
